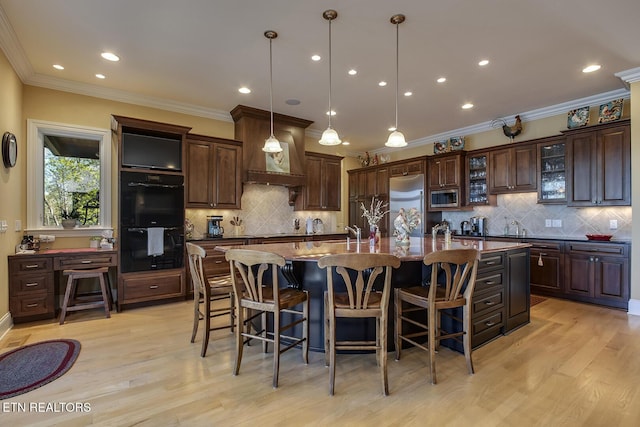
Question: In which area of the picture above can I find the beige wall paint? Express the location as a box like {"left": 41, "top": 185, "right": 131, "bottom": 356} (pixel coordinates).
{"left": 630, "top": 82, "right": 639, "bottom": 303}
{"left": 0, "top": 49, "right": 23, "bottom": 323}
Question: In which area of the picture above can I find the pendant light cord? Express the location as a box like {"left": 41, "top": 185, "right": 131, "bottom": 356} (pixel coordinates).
{"left": 269, "top": 36, "right": 275, "bottom": 137}
{"left": 394, "top": 21, "right": 399, "bottom": 131}
{"left": 328, "top": 17, "right": 333, "bottom": 129}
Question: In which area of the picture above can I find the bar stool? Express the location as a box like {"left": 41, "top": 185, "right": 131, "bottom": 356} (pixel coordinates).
{"left": 59, "top": 267, "right": 112, "bottom": 324}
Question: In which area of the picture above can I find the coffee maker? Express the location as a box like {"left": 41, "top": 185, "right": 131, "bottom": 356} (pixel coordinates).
{"left": 207, "top": 215, "right": 224, "bottom": 238}
{"left": 470, "top": 216, "right": 487, "bottom": 237}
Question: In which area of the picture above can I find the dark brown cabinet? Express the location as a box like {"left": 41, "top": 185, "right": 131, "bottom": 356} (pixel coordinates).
{"left": 8, "top": 256, "right": 55, "bottom": 322}
{"left": 428, "top": 152, "right": 463, "bottom": 189}
{"left": 466, "top": 152, "right": 496, "bottom": 206}
{"left": 528, "top": 240, "right": 564, "bottom": 296}
{"left": 489, "top": 144, "right": 537, "bottom": 193}
{"left": 538, "top": 137, "right": 566, "bottom": 203}
{"left": 505, "top": 248, "right": 530, "bottom": 332}
{"left": 294, "top": 152, "right": 342, "bottom": 211}
{"left": 348, "top": 165, "right": 390, "bottom": 234}
{"left": 186, "top": 134, "right": 242, "bottom": 209}
{"left": 565, "top": 120, "right": 630, "bottom": 207}
{"left": 564, "top": 242, "right": 629, "bottom": 309}
{"left": 389, "top": 159, "right": 424, "bottom": 177}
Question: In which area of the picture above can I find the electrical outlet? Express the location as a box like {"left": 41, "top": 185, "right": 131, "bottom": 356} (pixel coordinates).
{"left": 14, "top": 219, "right": 21, "bottom": 231}
{"left": 545, "top": 219, "right": 552, "bottom": 227}
{"left": 552, "top": 219, "right": 562, "bottom": 228}
{"left": 610, "top": 219, "right": 618, "bottom": 229}
{"left": 0, "top": 220, "right": 7, "bottom": 233}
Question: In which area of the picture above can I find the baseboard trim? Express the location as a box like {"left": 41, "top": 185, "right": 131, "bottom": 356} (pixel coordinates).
{"left": 628, "top": 299, "right": 640, "bottom": 316}
{"left": 0, "top": 311, "right": 14, "bottom": 341}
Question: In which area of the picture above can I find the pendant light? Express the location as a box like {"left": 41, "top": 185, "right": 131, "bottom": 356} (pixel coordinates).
{"left": 262, "top": 30, "right": 282, "bottom": 153}
{"left": 319, "top": 9, "right": 341, "bottom": 146}
{"left": 385, "top": 14, "right": 407, "bottom": 148}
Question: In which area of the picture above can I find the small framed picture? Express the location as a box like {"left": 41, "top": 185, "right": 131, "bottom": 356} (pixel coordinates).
{"left": 567, "top": 106, "right": 590, "bottom": 129}
{"left": 433, "top": 140, "right": 449, "bottom": 154}
{"left": 449, "top": 136, "right": 465, "bottom": 151}
{"left": 598, "top": 98, "right": 623, "bottom": 123}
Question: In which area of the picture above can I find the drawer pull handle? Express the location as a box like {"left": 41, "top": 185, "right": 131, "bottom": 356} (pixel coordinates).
{"left": 215, "top": 260, "right": 223, "bottom": 264}
{"left": 26, "top": 282, "right": 39, "bottom": 287}
{"left": 26, "top": 303, "right": 39, "bottom": 308}
{"left": 81, "top": 260, "right": 92, "bottom": 264}
{"left": 485, "top": 321, "right": 497, "bottom": 327}
{"left": 25, "top": 264, "right": 39, "bottom": 269}
{"left": 484, "top": 261, "right": 496, "bottom": 265}
{"left": 149, "top": 285, "right": 159, "bottom": 289}
{"left": 484, "top": 301, "right": 495, "bottom": 306}
{"left": 484, "top": 281, "right": 495, "bottom": 285}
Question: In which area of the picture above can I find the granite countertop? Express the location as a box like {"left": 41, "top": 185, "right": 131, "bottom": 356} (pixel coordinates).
{"left": 189, "top": 231, "right": 347, "bottom": 241}
{"left": 215, "top": 236, "right": 531, "bottom": 262}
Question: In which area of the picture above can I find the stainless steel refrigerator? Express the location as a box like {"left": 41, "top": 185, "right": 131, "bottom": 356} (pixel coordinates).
{"left": 389, "top": 174, "right": 424, "bottom": 237}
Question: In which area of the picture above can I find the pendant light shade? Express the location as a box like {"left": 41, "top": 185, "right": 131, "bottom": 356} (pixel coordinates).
{"left": 319, "top": 9, "right": 341, "bottom": 146}
{"left": 262, "top": 30, "right": 282, "bottom": 153}
{"left": 385, "top": 14, "right": 407, "bottom": 148}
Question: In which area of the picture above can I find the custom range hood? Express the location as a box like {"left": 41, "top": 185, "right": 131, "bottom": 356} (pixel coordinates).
{"left": 231, "top": 105, "right": 313, "bottom": 187}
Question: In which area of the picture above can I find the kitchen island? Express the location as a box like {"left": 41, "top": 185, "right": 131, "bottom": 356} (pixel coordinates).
{"left": 216, "top": 237, "right": 531, "bottom": 352}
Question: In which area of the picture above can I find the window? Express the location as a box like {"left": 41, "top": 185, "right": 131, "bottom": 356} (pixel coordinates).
{"left": 27, "top": 119, "right": 112, "bottom": 236}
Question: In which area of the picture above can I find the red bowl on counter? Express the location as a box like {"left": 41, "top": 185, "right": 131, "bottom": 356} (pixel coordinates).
{"left": 586, "top": 234, "right": 613, "bottom": 241}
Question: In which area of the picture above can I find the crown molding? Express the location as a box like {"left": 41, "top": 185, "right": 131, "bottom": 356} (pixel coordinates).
{"left": 615, "top": 67, "right": 640, "bottom": 84}
{"left": 0, "top": 5, "right": 34, "bottom": 79}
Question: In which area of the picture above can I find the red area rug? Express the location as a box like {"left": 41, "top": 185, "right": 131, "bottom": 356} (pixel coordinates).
{"left": 0, "top": 339, "right": 81, "bottom": 400}
{"left": 531, "top": 295, "right": 547, "bottom": 307}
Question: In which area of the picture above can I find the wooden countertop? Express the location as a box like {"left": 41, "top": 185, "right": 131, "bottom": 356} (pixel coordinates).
{"left": 215, "top": 237, "right": 531, "bottom": 261}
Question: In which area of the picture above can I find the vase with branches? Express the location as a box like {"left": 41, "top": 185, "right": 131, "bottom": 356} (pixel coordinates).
{"left": 360, "top": 197, "right": 389, "bottom": 244}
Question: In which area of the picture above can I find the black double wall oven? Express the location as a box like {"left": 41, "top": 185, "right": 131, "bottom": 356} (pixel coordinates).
{"left": 120, "top": 171, "right": 184, "bottom": 273}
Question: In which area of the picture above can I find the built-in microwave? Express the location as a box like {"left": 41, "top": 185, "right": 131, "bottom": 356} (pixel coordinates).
{"left": 430, "top": 188, "right": 459, "bottom": 208}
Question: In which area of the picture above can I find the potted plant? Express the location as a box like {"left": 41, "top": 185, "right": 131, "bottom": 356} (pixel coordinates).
{"left": 61, "top": 209, "right": 80, "bottom": 229}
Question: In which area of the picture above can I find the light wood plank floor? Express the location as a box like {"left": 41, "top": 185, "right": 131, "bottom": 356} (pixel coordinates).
{"left": 1, "top": 297, "right": 640, "bottom": 426}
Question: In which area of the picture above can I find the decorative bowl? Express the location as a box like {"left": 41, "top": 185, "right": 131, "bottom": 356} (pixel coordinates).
{"left": 586, "top": 234, "right": 612, "bottom": 241}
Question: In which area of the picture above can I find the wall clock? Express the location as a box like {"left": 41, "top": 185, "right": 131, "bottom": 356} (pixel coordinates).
{"left": 2, "top": 132, "right": 17, "bottom": 168}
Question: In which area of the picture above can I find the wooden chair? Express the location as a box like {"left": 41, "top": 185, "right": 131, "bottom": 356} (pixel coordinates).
{"left": 394, "top": 248, "right": 479, "bottom": 384}
{"left": 225, "top": 248, "right": 309, "bottom": 388}
{"left": 59, "top": 267, "right": 111, "bottom": 324}
{"left": 187, "top": 242, "right": 235, "bottom": 357}
{"left": 317, "top": 253, "right": 401, "bottom": 396}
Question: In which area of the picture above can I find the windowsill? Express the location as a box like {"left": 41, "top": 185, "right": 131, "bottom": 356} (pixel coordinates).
{"left": 25, "top": 227, "right": 114, "bottom": 238}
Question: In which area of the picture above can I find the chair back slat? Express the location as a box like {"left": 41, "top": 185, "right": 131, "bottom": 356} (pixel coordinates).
{"left": 424, "top": 249, "right": 479, "bottom": 302}
{"left": 226, "top": 249, "right": 286, "bottom": 305}
{"left": 186, "top": 242, "right": 207, "bottom": 297}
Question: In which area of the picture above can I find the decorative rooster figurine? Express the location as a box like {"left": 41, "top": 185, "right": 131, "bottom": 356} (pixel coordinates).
{"left": 492, "top": 115, "right": 522, "bottom": 142}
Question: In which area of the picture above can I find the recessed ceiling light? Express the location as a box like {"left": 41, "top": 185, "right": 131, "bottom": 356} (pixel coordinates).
{"left": 388, "top": 126, "right": 396, "bottom": 132}
{"left": 326, "top": 110, "right": 336, "bottom": 116}
{"left": 53, "top": 64, "right": 64, "bottom": 70}
{"left": 238, "top": 87, "right": 251, "bottom": 94}
{"left": 101, "top": 52, "right": 120, "bottom": 62}
{"left": 311, "top": 54, "right": 321, "bottom": 61}
{"left": 341, "top": 140, "right": 350, "bottom": 145}
{"left": 437, "top": 77, "right": 446, "bottom": 83}
{"left": 582, "top": 64, "right": 601, "bottom": 73}
{"left": 378, "top": 81, "right": 387, "bottom": 87}
{"left": 95, "top": 74, "right": 106, "bottom": 79}
{"left": 286, "top": 99, "right": 301, "bottom": 105}
{"left": 404, "top": 91, "right": 412, "bottom": 97}
{"left": 348, "top": 69, "right": 357, "bottom": 76}
{"left": 462, "top": 103, "right": 474, "bottom": 109}
{"left": 478, "top": 59, "right": 489, "bottom": 66}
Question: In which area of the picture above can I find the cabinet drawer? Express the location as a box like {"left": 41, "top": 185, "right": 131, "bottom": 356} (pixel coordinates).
{"left": 204, "top": 254, "right": 230, "bottom": 277}
{"left": 122, "top": 271, "right": 184, "bottom": 302}
{"left": 473, "top": 289, "right": 504, "bottom": 317}
{"left": 475, "top": 271, "right": 504, "bottom": 293}
{"left": 478, "top": 253, "right": 504, "bottom": 272}
{"left": 54, "top": 252, "right": 117, "bottom": 270}
{"left": 12, "top": 272, "right": 53, "bottom": 295}
{"left": 566, "top": 243, "right": 627, "bottom": 257}
{"left": 10, "top": 257, "right": 53, "bottom": 274}
{"left": 10, "top": 294, "right": 55, "bottom": 318}
{"left": 472, "top": 310, "right": 504, "bottom": 348}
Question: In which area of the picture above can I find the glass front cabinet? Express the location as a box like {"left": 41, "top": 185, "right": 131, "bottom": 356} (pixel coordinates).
{"left": 538, "top": 137, "right": 566, "bottom": 203}
{"left": 466, "top": 152, "right": 493, "bottom": 206}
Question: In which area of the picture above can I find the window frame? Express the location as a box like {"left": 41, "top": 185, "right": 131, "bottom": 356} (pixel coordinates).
{"left": 27, "top": 119, "right": 112, "bottom": 236}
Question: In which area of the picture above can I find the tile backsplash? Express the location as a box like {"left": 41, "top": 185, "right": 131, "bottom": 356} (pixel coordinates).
{"left": 186, "top": 184, "right": 338, "bottom": 238}
{"left": 444, "top": 192, "right": 631, "bottom": 239}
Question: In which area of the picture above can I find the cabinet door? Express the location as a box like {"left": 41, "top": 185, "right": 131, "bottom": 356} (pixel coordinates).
{"left": 529, "top": 249, "right": 563, "bottom": 294}
{"left": 594, "top": 255, "right": 629, "bottom": 303}
{"left": 565, "top": 253, "right": 595, "bottom": 297}
{"left": 512, "top": 145, "right": 537, "bottom": 191}
{"left": 428, "top": 155, "right": 460, "bottom": 189}
{"left": 567, "top": 132, "right": 596, "bottom": 206}
{"left": 597, "top": 125, "right": 630, "bottom": 206}
{"left": 489, "top": 149, "right": 511, "bottom": 193}
{"left": 376, "top": 167, "right": 389, "bottom": 197}
{"left": 348, "top": 172, "right": 359, "bottom": 199}
{"left": 304, "top": 156, "right": 324, "bottom": 209}
{"left": 323, "top": 157, "right": 342, "bottom": 210}
{"left": 213, "top": 144, "right": 241, "bottom": 208}
{"left": 505, "top": 249, "right": 530, "bottom": 332}
{"left": 186, "top": 141, "right": 212, "bottom": 207}
{"left": 365, "top": 168, "right": 378, "bottom": 197}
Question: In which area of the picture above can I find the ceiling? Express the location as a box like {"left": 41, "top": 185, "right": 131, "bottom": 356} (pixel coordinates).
{"left": 1, "top": 0, "right": 638, "bottom": 154}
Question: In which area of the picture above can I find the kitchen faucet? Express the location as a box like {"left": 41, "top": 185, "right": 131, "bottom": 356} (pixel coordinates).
{"left": 511, "top": 220, "right": 520, "bottom": 237}
{"left": 345, "top": 225, "right": 361, "bottom": 244}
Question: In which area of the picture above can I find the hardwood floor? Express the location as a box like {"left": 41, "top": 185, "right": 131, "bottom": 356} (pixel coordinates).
{"left": 2, "top": 297, "right": 640, "bottom": 426}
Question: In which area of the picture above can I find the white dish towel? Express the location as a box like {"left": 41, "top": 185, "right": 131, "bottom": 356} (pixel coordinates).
{"left": 147, "top": 227, "right": 165, "bottom": 256}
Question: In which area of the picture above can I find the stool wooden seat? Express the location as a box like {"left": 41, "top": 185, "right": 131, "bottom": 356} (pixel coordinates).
{"left": 59, "top": 267, "right": 111, "bottom": 324}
